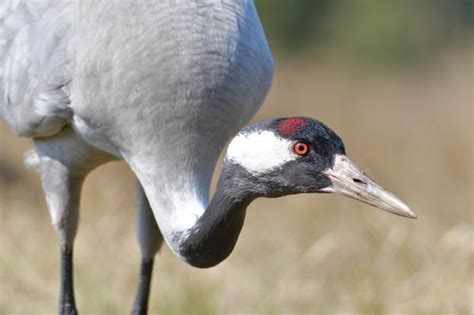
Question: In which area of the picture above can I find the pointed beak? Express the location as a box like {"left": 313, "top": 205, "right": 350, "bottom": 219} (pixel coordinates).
{"left": 321, "top": 155, "right": 416, "bottom": 219}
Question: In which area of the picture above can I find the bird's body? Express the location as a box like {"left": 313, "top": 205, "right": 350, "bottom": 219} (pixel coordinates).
{"left": 1, "top": 1, "right": 414, "bottom": 314}
{"left": 1, "top": 0, "right": 273, "bottom": 252}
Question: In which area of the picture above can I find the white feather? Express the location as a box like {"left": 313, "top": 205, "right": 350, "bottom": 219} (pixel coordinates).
{"left": 226, "top": 130, "right": 296, "bottom": 175}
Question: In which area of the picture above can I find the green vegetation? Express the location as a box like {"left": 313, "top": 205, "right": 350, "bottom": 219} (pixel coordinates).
{"left": 256, "top": 0, "right": 473, "bottom": 67}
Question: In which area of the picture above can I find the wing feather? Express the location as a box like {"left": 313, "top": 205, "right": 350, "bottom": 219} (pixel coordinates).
{"left": 0, "top": 0, "right": 75, "bottom": 137}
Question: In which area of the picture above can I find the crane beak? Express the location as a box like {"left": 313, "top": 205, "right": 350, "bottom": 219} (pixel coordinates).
{"left": 321, "top": 155, "right": 416, "bottom": 219}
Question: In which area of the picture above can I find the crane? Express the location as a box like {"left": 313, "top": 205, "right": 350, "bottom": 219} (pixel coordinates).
{"left": 0, "top": 1, "right": 416, "bottom": 314}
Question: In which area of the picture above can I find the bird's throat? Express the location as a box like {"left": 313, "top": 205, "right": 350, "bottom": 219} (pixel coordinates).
{"left": 175, "top": 173, "right": 254, "bottom": 268}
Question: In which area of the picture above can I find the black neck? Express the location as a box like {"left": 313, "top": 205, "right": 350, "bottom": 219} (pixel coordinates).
{"left": 177, "top": 164, "right": 255, "bottom": 268}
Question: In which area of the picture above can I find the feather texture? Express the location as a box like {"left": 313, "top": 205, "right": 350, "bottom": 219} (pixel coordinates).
{"left": 0, "top": 0, "right": 74, "bottom": 137}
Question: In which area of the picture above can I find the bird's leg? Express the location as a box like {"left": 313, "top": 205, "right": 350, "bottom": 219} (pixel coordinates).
{"left": 36, "top": 156, "right": 83, "bottom": 315}
{"left": 32, "top": 128, "right": 113, "bottom": 315}
{"left": 132, "top": 259, "right": 154, "bottom": 315}
{"left": 131, "top": 182, "right": 163, "bottom": 315}
{"left": 59, "top": 244, "right": 77, "bottom": 315}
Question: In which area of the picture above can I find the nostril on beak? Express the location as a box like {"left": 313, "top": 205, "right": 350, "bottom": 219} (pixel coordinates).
{"left": 353, "top": 178, "right": 366, "bottom": 185}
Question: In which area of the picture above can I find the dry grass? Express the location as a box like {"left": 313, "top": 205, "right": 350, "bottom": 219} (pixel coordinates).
{"left": 0, "top": 49, "right": 472, "bottom": 314}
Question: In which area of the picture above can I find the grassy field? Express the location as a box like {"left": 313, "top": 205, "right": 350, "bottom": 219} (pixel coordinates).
{"left": 0, "top": 49, "right": 472, "bottom": 314}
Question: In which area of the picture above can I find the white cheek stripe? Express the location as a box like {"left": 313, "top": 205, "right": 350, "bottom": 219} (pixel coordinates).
{"left": 226, "top": 130, "right": 297, "bottom": 175}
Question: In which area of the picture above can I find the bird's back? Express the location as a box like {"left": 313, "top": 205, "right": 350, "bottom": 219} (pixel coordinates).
{"left": 1, "top": 1, "right": 273, "bottom": 150}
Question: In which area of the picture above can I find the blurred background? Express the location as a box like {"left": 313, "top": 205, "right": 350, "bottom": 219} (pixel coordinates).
{"left": 1, "top": 1, "right": 472, "bottom": 314}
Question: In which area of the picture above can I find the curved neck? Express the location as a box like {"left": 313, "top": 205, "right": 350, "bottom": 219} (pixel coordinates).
{"left": 175, "top": 165, "right": 256, "bottom": 268}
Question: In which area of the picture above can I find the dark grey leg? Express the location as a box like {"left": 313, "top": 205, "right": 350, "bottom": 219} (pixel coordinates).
{"left": 59, "top": 245, "right": 77, "bottom": 315}
{"left": 131, "top": 259, "right": 154, "bottom": 315}
{"left": 131, "top": 182, "right": 163, "bottom": 315}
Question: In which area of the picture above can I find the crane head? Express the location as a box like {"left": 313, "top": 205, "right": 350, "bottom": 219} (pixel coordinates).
{"left": 225, "top": 117, "right": 416, "bottom": 219}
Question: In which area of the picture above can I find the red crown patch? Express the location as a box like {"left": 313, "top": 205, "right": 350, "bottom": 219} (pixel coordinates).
{"left": 277, "top": 118, "right": 308, "bottom": 136}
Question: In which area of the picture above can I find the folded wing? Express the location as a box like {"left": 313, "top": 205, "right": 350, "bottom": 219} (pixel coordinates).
{"left": 0, "top": 0, "right": 75, "bottom": 137}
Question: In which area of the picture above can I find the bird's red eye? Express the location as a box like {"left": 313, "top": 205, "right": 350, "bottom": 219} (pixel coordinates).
{"left": 293, "top": 142, "right": 309, "bottom": 156}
